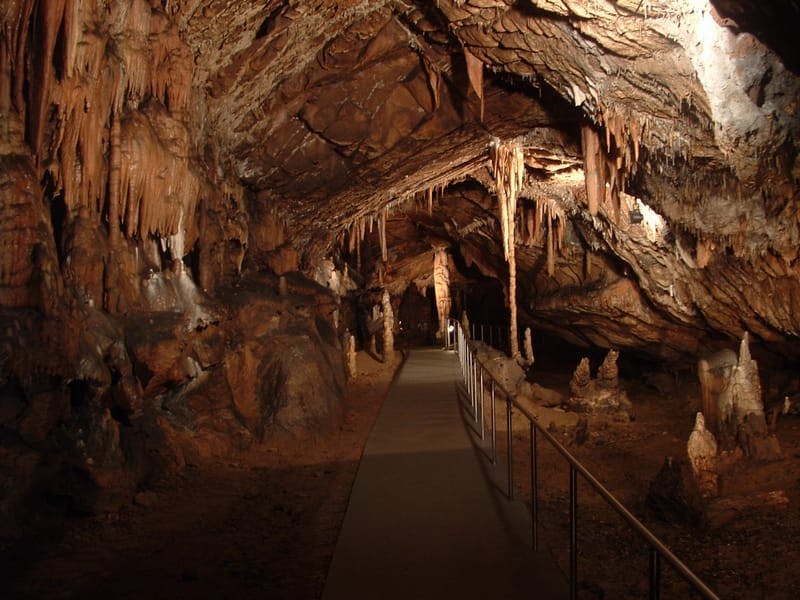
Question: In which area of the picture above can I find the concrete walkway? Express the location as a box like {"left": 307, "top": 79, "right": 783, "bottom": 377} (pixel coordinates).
{"left": 323, "top": 348, "right": 566, "bottom": 599}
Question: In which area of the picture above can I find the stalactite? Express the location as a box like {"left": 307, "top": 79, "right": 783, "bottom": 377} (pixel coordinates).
{"left": 378, "top": 207, "right": 387, "bottom": 262}
{"left": 546, "top": 217, "right": 555, "bottom": 277}
{"left": 426, "top": 187, "right": 433, "bottom": 216}
{"left": 108, "top": 112, "right": 121, "bottom": 246}
{"left": 490, "top": 139, "right": 524, "bottom": 359}
{"left": 29, "top": 0, "right": 68, "bottom": 161}
{"left": 581, "top": 125, "right": 603, "bottom": 216}
{"left": 464, "top": 48, "right": 484, "bottom": 122}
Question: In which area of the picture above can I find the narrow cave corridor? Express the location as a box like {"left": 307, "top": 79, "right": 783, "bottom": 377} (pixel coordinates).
{"left": 1, "top": 0, "right": 799, "bottom": 597}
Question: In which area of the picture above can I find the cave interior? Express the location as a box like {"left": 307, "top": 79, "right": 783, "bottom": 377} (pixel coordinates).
{"left": 1, "top": 0, "right": 800, "bottom": 597}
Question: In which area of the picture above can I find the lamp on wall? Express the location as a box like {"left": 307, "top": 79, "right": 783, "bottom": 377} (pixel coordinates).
{"left": 629, "top": 208, "right": 644, "bottom": 224}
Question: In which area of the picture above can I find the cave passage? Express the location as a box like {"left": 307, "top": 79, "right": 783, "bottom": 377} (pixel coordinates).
{"left": 323, "top": 348, "right": 565, "bottom": 599}
{"left": 1, "top": 1, "right": 799, "bottom": 598}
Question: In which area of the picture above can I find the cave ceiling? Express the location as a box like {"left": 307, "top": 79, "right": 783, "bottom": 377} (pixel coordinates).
{"left": 2, "top": 0, "right": 799, "bottom": 362}
{"left": 182, "top": 0, "right": 800, "bottom": 359}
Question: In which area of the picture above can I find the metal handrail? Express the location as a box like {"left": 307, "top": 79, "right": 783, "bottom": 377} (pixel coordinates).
{"left": 448, "top": 319, "right": 719, "bottom": 600}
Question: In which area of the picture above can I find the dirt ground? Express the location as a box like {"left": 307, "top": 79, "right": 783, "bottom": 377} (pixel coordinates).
{"left": 0, "top": 351, "right": 402, "bottom": 600}
{"left": 3, "top": 344, "right": 798, "bottom": 599}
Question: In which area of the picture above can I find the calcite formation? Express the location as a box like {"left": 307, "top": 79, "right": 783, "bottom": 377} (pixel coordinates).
{"left": 687, "top": 412, "right": 720, "bottom": 498}
{"left": 567, "top": 351, "right": 632, "bottom": 416}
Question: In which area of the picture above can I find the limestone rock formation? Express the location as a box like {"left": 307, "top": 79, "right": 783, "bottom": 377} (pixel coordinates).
{"left": 699, "top": 333, "right": 781, "bottom": 459}
{"left": 567, "top": 351, "right": 632, "bottom": 416}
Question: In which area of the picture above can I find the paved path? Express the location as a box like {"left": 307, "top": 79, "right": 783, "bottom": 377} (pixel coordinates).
{"left": 323, "top": 348, "right": 566, "bottom": 599}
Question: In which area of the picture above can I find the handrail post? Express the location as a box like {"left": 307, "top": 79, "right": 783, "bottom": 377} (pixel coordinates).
{"left": 471, "top": 354, "right": 477, "bottom": 420}
{"left": 490, "top": 379, "right": 497, "bottom": 465}
{"left": 531, "top": 420, "right": 538, "bottom": 552}
{"left": 570, "top": 465, "right": 578, "bottom": 600}
{"left": 649, "top": 548, "right": 661, "bottom": 600}
{"left": 506, "top": 396, "right": 513, "bottom": 500}
{"left": 467, "top": 350, "right": 472, "bottom": 405}
{"left": 479, "top": 367, "right": 485, "bottom": 440}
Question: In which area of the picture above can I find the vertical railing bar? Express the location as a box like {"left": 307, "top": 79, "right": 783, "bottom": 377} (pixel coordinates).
{"left": 570, "top": 465, "right": 578, "bottom": 600}
{"left": 531, "top": 420, "right": 539, "bottom": 552}
{"left": 471, "top": 354, "right": 477, "bottom": 420}
{"left": 506, "top": 395, "right": 513, "bottom": 500}
{"left": 649, "top": 547, "right": 661, "bottom": 600}
{"left": 490, "top": 379, "right": 497, "bottom": 465}
{"left": 467, "top": 350, "right": 472, "bottom": 405}
{"left": 479, "top": 367, "right": 485, "bottom": 440}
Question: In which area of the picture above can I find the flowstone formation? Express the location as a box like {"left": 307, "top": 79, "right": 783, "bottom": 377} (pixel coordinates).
{"left": 566, "top": 351, "right": 632, "bottom": 417}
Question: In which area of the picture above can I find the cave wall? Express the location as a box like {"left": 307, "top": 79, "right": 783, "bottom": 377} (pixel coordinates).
{"left": 0, "top": 1, "right": 349, "bottom": 523}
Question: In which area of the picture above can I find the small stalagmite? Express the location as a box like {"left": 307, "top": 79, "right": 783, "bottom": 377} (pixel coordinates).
{"left": 381, "top": 289, "right": 394, "bottom": 361}
{"left": 460, "top": 310, "right": 470, "bottom": 341}
{"left": 344, "top": 332, "right": 357, "bottom": 380}
{"left": 523, "top": 327, "right": 534, "bottom": 366}
{"left": 687, "top": 412, "right": 719, "bottom": 498}
{"left": 569, "top": 357, "right": 592, "bottom": 398}
{"left": 597, "top": 349, "right": 619, "bottom": 390}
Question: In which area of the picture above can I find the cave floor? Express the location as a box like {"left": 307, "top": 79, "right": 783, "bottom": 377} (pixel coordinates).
{"left": 2, "top": 349, "right": 799, "bottom": 599}
{"left": 1, "top": 351, "right": 403, "bottom": 600}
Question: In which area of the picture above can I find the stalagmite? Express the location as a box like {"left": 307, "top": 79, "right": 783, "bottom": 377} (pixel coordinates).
{"left": 381, "top": 289, "right": 394, "bottom": 361}
{"left": 491, "top": 139, "right": 524, "bottom": 359}
{"left": 570, "top": 357, "right": 592, "bottom": 398}
{"left": 461, "top": 310, "right": 470, "bottom": 340}
{"left": 433, "top": 247, "right": 451, "bottom": 342}
{"left": 731, "top": 332, "right": 763, "bottom": 422}
{"left": 597, "top": 350, "right": 620, "bottom": 390}
{"left": 344, "top": 332, "right": 357, "bottom": 380}
{"left": 687, "top": 412, "right": 719, "bottom": 497}
{"left": 523, "top": 327, "right": 534, "bottom": 367}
